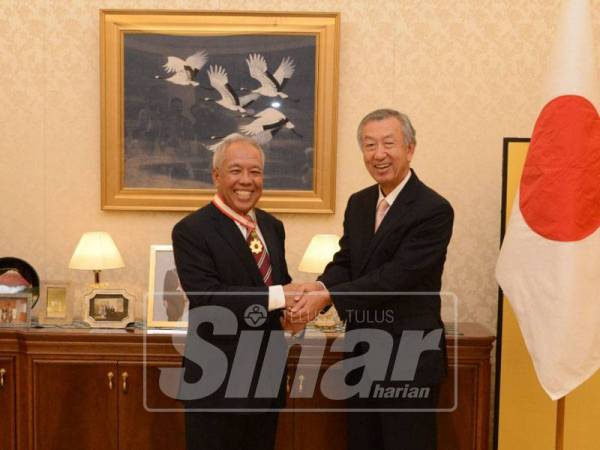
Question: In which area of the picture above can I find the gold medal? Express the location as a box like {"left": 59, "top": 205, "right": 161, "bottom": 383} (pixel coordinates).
{"left": 249, "top": 237, "right": 263, "bottom": 254}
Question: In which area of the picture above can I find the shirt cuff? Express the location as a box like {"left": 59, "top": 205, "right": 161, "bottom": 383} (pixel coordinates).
{"left": 268, "top": 285, "right": 285, "bottom": 311}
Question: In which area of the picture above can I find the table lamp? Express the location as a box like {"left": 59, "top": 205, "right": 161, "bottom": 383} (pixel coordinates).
{"left": 69, "top": 232, "right": 125, "bottom": 286}
{"left": 298, "top": 234, "right": 340, "bottom": 274}
{"left": 298, "top": 234, "right": 341, "bottom": 329}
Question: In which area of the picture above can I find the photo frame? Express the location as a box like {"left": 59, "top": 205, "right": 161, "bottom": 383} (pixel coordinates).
{"left": 38, "top": 281, "right": 72, "bottom": 325}
{"left": 147, "top": 245, "right": 188, "bottom": 328}
{"left": 83, "top": 289, "right": 133, "bottom": 328}
{"left": 101, "top": 10, "right": 340, "bottom": 213}
{"left": 0, "top": 293, "right": 32, "bottom": 327}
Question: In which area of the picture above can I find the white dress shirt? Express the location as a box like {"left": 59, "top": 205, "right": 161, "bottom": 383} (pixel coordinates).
{"left": 376, "top": 170, "right": 412, "bottom": 210}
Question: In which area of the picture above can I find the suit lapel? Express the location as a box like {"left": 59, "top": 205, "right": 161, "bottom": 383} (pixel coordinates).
{"left": 210, "top": 205, "right": 263, "bottom": 285}
{"left": 358, "top": 172, "right": 420, "bottom": 274}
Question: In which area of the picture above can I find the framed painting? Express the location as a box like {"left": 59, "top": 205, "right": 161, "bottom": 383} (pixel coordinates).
{"left": 147, "top": 245, "right": 187, "bottom": 328}
{"left": 101, "top": 10, "right": 340, "bottom": 213}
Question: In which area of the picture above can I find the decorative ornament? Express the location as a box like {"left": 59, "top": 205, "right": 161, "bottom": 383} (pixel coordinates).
{"left": 249, "top": 237, "right": 263, "bottom": 254}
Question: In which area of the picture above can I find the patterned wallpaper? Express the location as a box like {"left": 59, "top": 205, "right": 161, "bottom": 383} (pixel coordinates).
{"left": 2, "top": 0, "right": 598, "bottom": 334}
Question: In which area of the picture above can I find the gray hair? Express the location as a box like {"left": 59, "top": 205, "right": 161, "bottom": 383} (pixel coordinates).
{"left": 356, "top": 108, "right": 416, "bottom": 147}
{"left": 212, "top": 134, "right": 265, "bottom": 169}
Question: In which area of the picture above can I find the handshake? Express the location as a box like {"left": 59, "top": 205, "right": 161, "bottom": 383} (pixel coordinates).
{"left": 280, "top": 282, "right": 332, "bottom": 333}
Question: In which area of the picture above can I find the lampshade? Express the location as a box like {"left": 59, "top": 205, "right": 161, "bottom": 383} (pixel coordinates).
{"left": 69, "top": 232, "right": 125, "bottom": 271}
{"left": 298, "top": 234, "right": 340, "bottom": 273}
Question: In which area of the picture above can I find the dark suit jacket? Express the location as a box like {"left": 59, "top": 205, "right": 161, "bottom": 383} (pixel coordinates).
{"left": 172, "top": 203, "right": 291, "bottom": 409}
{"left": 319, "top": 170, "right": 454, "bottom": 393}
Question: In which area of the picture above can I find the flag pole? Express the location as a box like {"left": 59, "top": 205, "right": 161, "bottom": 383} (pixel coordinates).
{"left": 555, "top": 397, "right": 565, "bottom": 450}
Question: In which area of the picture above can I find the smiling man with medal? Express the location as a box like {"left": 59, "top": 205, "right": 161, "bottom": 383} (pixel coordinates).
{"left": 172, "top": 135, "right": 303, "bottom": 450}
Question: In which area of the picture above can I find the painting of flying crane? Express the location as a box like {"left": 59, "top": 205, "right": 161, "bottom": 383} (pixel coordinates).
{"left": 123, "top": 33, "right": 316, "bottom": 192}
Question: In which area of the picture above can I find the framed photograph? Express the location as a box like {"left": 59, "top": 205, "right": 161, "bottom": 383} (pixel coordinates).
{"left": 0, "top": 293, "right": 32, "bottom": 327}
{"left": 83, "top": 289, "right": 133, "bottom": 328}
{"left": 147, "top": 245, "right": 188, "bottom": 328}
{"left": 38, "top": 281, "right": 72, "bottom": 324}
{"left": 101, "top": 10, "right": 340, "bottom": 213}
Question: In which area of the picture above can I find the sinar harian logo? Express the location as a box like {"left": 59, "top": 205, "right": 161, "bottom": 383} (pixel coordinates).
{"left": 244, "top": 304, "right": 267, "bottom": 327}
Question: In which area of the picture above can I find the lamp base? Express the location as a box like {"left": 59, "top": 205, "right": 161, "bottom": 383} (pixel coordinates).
{"left": 86, "top": 281, "right": 110, "bottom": 291}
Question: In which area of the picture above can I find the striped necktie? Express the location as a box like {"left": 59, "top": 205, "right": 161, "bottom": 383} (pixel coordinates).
{"left": 245, "top": 217, "right": 273, "bottom": 286}
{"left": 375, "top": 198, "right": 390, "bottom": 232}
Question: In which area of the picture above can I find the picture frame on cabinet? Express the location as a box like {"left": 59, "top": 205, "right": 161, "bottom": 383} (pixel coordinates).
{"left": 0, "top": 293, "right": 32, "bottom": 327}
{"left": 38, "top": 281, "right": 72, "bottom": 325}
{"left": 100, "top": 10, "right": 340, "bottom": 213}
{"left": 147, "top": 245, "right": 187, "bottom": 329}
{"left": 83, "top": 289, "right": 133, "bottom": 328}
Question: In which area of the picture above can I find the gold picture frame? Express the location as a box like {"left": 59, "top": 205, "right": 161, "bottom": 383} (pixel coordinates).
{"left": 147, "top": 245, "right": 187, "bottom": 329}
{"left": 38, "top": 280, "right": 72, "bottom": 325}
{"left": 101, "top": 10, "right": 340, "bottom": 213}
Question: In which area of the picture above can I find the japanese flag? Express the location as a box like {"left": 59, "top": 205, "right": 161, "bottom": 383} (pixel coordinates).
{"left": 496, "top": 0, "right": 600, "bottom": 400}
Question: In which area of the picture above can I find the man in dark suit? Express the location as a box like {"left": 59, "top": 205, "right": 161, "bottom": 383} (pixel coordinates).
{"left": 293, "top": 109, "right": 454, "bottom": 450}
{"left": 172, "top": 135, "right": 301, "bottom": 450}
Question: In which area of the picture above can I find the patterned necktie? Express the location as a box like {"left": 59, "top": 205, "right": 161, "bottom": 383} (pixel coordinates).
{"left": 245, "top": 218, "right": 273, "bottom": 286}
{"left": 374, "top": 198, "right": 390, "bottom": 232}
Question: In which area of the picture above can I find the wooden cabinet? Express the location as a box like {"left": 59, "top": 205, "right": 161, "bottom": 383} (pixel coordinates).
{"left": 117, "top": 362, "right": 185, "bottom": 450}
{"left": 275, "top": 324, "right": 494, "bottom": 450}
{"left": 0, "top": 331, "right": 18, "bottom": 450}
{"left": 0, "top": 355, "right": 17, "bottom": 450}
{"left": 0, "top": 324, "right": 493, "bottom": 450}
{"left": 7, "top": 330, "right": 185, "bottom": 450}
{"left": 288, "top": 365, "right": 347, "bottom": 450}
{"left": 30, "top": 360, "right": 185, "bottom": 450}
{"left": 33, "top": 360, "right": 118, "bottom": 450}
{"left": 274, "top": 359, "right": 347, "bottom": 450}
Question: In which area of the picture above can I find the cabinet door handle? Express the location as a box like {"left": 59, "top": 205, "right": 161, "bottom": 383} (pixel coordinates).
{"left": 0, "top": 368, "right": 5, "bottom": 388}
{"left": 122, "top": 372, "right": 129, "bottom": 393}
{"left": 107, "top": 372, "right": 114, "bottom": 390}
{"left": 298, "top": 374, "right": 305, "bottom": 394}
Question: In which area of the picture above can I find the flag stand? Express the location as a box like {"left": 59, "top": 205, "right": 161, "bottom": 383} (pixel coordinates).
{"left": 555, "top": 397, "right": 565, "bottom": 450}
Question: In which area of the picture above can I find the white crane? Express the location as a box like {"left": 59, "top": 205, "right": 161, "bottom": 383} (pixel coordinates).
{"left": 206, "top": 108, "right": 301, "bottom": 152}
{"left": 245, "top": 53, "right": 295, "bottom": 98}
{"left": 155, "top": 50, "right": 208, "bottom": 86}
{"left": 240, "top": 108, "right": 302, "bottom": 142}
{"left": 205, "top": 65, "right": 259, "bottom": 113}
